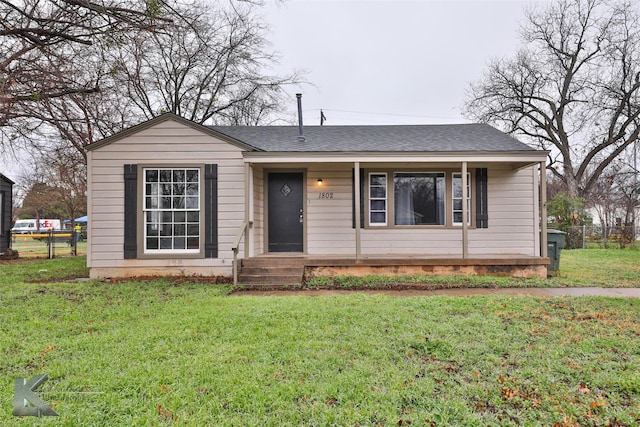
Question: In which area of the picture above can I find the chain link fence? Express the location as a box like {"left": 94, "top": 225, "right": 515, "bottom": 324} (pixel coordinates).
{"left": 563, "top": 225, "right": 639, "bottom": 249}
{"left": 10, "top": 230, "right": 87, "bottom": 258}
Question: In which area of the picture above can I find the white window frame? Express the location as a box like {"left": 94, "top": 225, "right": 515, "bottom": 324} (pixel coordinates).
{"left": 368, "top": 173, "right": 387, "bottom": 226}
{"left": 452, "top": 172, "right": 471, "bottom": 226}
{"left": 142, "top": 167, "right": 201, "bottom": 254}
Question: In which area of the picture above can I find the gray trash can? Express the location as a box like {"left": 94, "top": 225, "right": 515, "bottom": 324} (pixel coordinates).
{"left": 547, "top": 229, "right": 567, "bottom": 273}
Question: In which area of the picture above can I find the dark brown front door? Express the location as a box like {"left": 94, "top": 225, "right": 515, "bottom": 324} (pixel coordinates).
{"left": 268, "top": 172, "right": 304, "bottom": 252}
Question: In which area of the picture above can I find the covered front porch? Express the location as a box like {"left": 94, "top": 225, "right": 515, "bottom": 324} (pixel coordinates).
{"left": 231, "top": 153, "right": 550, "bottom": 285}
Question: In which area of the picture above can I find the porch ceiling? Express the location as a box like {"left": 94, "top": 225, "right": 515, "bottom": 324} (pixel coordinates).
{"left": 242, "top": 151, "right": 547, "bottom": 169}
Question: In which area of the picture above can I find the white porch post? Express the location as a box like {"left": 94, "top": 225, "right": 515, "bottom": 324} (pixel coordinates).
{"left": 540, "top": 161, "right": 548, "bottom": 258}
{"left": 244, "top": 163, "right": 251, "bottom": 258}
{"left": 354, "top": 161, "right": 362, "bottom": 259}
{"left": 462, "top": 161, "right": 468, "bottom": 259}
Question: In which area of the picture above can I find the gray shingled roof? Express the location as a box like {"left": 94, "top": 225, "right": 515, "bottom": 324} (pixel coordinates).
{"left": 209, "top": 123, "right": 535, "bottom": 152}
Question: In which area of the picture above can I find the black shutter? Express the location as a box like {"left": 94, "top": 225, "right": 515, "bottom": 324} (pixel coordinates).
{"left": 352, "top": 168, "right": 365, "bottom": 229}
{"left": 204, "top": 164, "right": 218, "bottom": 258}
{"left": 475, "top": 168, "right": 488, "bottom": 228}
{"left": 123, "top": 164, "right": 138, "bottom": 259}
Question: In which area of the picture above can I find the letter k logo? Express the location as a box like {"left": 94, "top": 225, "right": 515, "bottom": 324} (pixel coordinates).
{"left": 13, "top": 375, "right": 58, "bottom": 417}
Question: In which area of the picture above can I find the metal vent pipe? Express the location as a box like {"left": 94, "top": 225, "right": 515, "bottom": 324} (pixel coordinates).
{"left": 296, "top": 93, "right": 305, "bottom": 142}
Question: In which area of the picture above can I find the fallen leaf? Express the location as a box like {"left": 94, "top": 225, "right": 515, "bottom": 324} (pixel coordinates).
{"left": 552, "top": 415, "right": 579, "bottom": 427}
{"left": 325, "top": 397, "right": 338, "bottom": 405}
{"left": 501, "top": 387, "right": 519, "bottom": 400}
{"left": 578, "top": 382, "right": 590, "bottom": 394}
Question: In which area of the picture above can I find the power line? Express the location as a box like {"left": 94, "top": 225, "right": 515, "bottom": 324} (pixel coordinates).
{"left": 303, "top": 108, "right": 463, "bottom": 121}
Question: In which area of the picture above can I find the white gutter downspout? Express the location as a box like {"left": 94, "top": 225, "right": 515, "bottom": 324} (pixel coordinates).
{"left": 244, "top": 163, "right": 252, "bottom": 258}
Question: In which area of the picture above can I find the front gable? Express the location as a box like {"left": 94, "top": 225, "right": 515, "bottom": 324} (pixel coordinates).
{"left": 86, "top": 113, "right": 258, "bottom": 153}
{"left": 87, "top": 114, "right": 250, "bottom": 276}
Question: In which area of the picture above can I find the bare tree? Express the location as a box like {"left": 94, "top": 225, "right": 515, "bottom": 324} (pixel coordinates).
{"left": 18, "top": 49, "right": 137, "bottom": 163}
{"left": 16, "top": 142, "right": 87, "bottom": 223}
{"left": 588, "top": 145, "right": 638, "bottom": 225}
{"left": 38, "top": 144, "right": 87, "bottom": 225}
{"left": 2, "top": 0, "right": 300, "bottom": 166}
{"left": 17, "top": 181, "right": 64, "bottom": 221}
{"left": 0, "top": 0, "right": 167, "bottom": 132}
{"left": 111, "top": 1, "right": 300, "bottom": 125}
{"left": 465, "top": 0, "right": 640, "bottom": 198}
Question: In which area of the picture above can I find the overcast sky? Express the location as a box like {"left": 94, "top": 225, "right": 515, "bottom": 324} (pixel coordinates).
{"left": 263, "top": 0, "right": 547, "bottom": 126}
{"left": 1, "top": 0, "right": 546, "bottom": 180}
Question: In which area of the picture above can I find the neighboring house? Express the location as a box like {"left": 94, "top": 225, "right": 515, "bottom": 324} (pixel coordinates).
{"left": 0, "top": 173, "right": 14, "bottom": 254}
{"left": 86, "top": 113, "right": 550, "bottom": 282}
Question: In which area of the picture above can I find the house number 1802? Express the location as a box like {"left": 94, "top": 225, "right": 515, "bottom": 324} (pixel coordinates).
{"left": 318, "top": 192, "right": 334, "bottom": 199}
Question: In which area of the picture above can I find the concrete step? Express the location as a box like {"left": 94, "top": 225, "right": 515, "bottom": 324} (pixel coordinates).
{"left": 238, "top": 274, "right": 303, "bottom": 285}
{"left": 238, "top": 259, "right": 306, "bottom": 285}
{"left": 240, "top": 257, "right": 307, "bottom": 268}
{"left": 238, "top": 269, "right": 303, "bottom": 279}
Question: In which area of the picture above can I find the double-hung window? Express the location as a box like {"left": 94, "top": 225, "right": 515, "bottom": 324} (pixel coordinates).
{"left": 452, "top": 172, "right": 471, "bottom": 226}
{"left": 369, "top": 173, "right": 387, "bottom": 226}
{"left": 143, "top": 168, "right": 201, "bottom": 253}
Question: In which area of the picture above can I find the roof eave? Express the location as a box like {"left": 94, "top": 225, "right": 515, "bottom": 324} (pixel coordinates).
{"left": 0, "top": 173, "right": 15, "bottom": 184}
{"left": 242, "top": 150, "right": 549, "bottom": 164}
{"left": 85, "top": 113, "right": 262, "bottom": 152}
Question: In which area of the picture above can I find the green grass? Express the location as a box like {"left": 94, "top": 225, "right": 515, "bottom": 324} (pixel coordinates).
{"left": 0, "top": 254, "right": 639, "bottom": 425}
{"left": 554, "top": 249, "right": 640, "bottom": 287}
{"left": 0, "top": 256, "right": 89, "bottom": 283}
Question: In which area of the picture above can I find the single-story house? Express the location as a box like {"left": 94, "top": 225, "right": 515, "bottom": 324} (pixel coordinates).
{"left": 0, "top": 173, "right": 14, "bottom": 254}
{"left": 86, "top": 113, "right": 550, "bottom": 283}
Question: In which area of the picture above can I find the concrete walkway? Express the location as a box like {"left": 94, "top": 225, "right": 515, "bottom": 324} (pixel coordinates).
{"left": 236, "top": 287, "right": 640, "bottom": 298}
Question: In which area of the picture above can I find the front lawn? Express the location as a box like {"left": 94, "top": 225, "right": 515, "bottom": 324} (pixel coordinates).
{"left": 556, "top": 249, "right": 640, "bottom": 287}
{"left": 0, "top": 256, "right": 639, "bottom": 425}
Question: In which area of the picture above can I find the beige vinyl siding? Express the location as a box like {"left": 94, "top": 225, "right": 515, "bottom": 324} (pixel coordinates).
{"left": 361, "top": 229, "right": 462, "bottom": 256}
{"left": 87, "top": 119, "right": 245, "bottom": 278}
{"left": 468, "top": 165, "right": 537, "bottom": 256}
{"left": 251, "top": 167, "right": 264, "bottom": 257}
{"left": 305, "top": 166, "right": 356, "bottom": 255}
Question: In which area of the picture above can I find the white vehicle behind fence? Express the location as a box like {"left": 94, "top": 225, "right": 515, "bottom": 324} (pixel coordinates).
{"left": 10, "top": 219, "right": 62, "bottom": 234}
